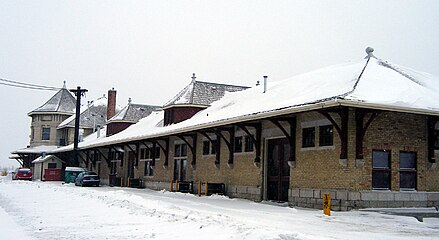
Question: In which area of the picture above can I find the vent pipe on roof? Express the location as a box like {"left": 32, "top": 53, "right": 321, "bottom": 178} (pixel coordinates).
{"left": 96, "top": 125, "right": 101, "bottom": 138}
{"left": 263, "top": 76, "right": 268, "bottom": 93}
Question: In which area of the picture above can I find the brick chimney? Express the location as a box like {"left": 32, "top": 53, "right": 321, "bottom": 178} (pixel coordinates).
{"left": 107, "top": 88, "right": 116, "bottom": 120}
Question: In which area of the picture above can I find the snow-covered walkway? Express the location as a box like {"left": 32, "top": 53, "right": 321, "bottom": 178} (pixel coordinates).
{"left": 0, "top": 176, "right": 438, "bottom": 240}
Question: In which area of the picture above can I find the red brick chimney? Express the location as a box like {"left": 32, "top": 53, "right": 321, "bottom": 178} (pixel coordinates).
{"left": 107, "top": 88, "right": 116, "bottom": 120}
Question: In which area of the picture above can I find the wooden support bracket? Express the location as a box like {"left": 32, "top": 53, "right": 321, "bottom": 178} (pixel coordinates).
{"left": 428, "top": 116, "right": 439, "bottom": 163}
{"left": 269, "top": 117, "right": 296, "bottom": 165}
{"left": 95, "top": 148, "right": 110, "bottom": 167}
{"left": 177, "top": 134, "right": 198, "bottom": 168}
{"left": 319, "top": 108, "right": 348, "bottom": 160}
{"left": 200, "top": 131, "right": 221, "bottom": 166}
{"left": 237, "top": 122, "right": 262, "bottom": 165}
{"left": 153, "top": 138, "right": 169, "bottom": 168}
{"left": 215, "top": 128, "right": 235, "bottom": 167}
{"left": 355, "top": 109, "right": 380, "bottom": 160}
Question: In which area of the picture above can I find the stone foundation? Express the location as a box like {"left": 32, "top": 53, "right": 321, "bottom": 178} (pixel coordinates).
{"left": 226, "top": 185, "right": 261, "bottom": 201}
{"left": 289, "top": 188, "right": 439, "bottom": 211}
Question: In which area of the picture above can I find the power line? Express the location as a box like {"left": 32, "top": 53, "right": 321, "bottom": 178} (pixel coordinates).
{"left": 0, "top": 77, "right": 60, "bottom": 91}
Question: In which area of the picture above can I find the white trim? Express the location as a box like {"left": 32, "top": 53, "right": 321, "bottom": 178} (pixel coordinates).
{"left": 300, "top": 119, "right": 331, "bottom": 128}
{"left": 300, "top": 145, "right": 335, "bottom": 151}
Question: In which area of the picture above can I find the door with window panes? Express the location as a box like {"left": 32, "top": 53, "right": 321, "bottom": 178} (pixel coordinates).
{"left": 174, "top": 143, "right": 188, "bottom": 181}
{"left": 267, "top": 138, "right": 290, "bottom": 202}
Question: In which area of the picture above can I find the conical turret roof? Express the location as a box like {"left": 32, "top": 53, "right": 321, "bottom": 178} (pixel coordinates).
{"left": 28, "top": 85, "right": 76, "bottom": 115}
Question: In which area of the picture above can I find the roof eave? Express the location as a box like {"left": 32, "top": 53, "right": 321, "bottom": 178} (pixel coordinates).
{"left": 80, "top": 100, "right": 341, "bottom": 150}
{"left": 56, "top": 100, "right": 439, "bottom": 152}
{"left": 162, "top": 104, "right": 209, "bottom": 110}
{"left": 337, "top": 99, "right": 439, "bottom": 117}
{"left": 28, "top": 111, "right": 75, "bottom": 116}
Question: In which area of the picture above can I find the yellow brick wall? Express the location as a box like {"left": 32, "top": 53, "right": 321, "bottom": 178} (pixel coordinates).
{"left": 362, "top": 112, "right": 432, "bottom": 191}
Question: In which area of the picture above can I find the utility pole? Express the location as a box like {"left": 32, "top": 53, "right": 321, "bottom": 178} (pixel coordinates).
{"left": 70, "top": 86, "right": 88, "bottom": 166}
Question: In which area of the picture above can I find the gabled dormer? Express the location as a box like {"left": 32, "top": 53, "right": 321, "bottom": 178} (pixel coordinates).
{"left": 163, "top": 73, "right": 249, "bottom": 125}
{"left": 56, "top": 94, "right": 108, "bottom": 146}
{"left": 106, "top": 98, "right": 160, "bottom": 136}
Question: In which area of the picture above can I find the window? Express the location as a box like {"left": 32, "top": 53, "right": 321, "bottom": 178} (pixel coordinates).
{"left": 211, "top": 139, "right": 217, "bottom": 154}
{"left": 140, "top": 148, "right": 151, "bottom": 160}
{"left": 174, "top": 143, "right": 187, "bottom": 157}
{"left": 234, "top": 136, "right": 243, "bottom": 152}
{"left": 42, "top": 128, "right": 50, "bottom": 140}
{"left": 174, "top": 143, "right": 188, "bottom": 181}
{"left": 319, "top": 125, "right": 333, "bottom": 146}
{"left": 145, "top": 161, "right": 154, "bottom": 176}
{"left": 245, "top": 135, "right": 254, "bottom": 152}
{"left": 141, "top": 146, "right": 159, "bottom": 177}
{"left": 302, "top": 127, "right": 315, "bottom": 148}
{"left": 400, "top": 152, "right": 416, "bottom": 190}
{"left": 372, "top": 150, "right": 391, "bottom": 190}
{"left": 203, "top": 141, "right": 210, "bottom": 155}
{"left": 48, "top": 163, "right": 57, "bottom": 169}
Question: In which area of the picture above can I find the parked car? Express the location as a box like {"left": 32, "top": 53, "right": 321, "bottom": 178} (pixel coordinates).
{"left": 75, "top": 171, "right": 100, "bottom": 187}
{"left": 12, "top": 168, "right": 33, "bottom": 181}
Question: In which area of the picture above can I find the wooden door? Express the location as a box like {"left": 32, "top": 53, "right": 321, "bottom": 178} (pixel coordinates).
{"left": 127, "top": 151, "right": 135, "bottom": 179}
{"left": 267, "top": 138, "right": 290, "bottom": 202}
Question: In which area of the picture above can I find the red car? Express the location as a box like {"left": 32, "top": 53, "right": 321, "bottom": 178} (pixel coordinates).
{"left": 12, "top": 168, "right": 33, "bottom": 181}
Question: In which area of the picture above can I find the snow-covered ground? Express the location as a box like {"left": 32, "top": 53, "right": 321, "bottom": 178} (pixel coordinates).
{"left": 0, "top": 176, "right": 438, "bottom": 240}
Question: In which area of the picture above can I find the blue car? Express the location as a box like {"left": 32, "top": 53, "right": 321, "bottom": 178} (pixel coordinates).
{"left": 74, "top": 171, "right": 100, "bottom": 187}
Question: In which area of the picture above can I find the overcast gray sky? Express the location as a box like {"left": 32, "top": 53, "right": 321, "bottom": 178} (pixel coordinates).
{"left": 1, "top": 0, "right": 438, "bottom": 168}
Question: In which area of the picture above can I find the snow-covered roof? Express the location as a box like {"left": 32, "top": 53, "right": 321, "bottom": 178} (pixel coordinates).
{"left": 28, "top": 86, "right": 76, "bottom": 115}
{"left": 58, "top": 95, "right": 108, "bottom": 129}
{"left": 8, "top": 154, "right": 20, "bottom": 159}
{"left": 65, "top": 167, "right": 87, "bottom": 172}
{"left": 12, "top": 145, "right": 59, "bottom": 154}
{"left": 50, "top": 53, "right": 439, "bottom": 151}
{"left": 164, "top": 74, "right": 249, "bottom": 108}
{"left": 51, "top": 126, "right": 107, "bottom": 153}
{"left": 107, "top": 101, "right": 160, "bottom": 123}
{"left": 32, "top": 155, "right": 63, "bottom": 164}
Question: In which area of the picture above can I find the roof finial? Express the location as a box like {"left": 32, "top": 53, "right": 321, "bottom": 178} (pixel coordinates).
{"left": 191, "top": 73, "right": 196, "bottom": 83}
{"left": 128, "top": 97, "right": 132, "bottom": 104}
{"left": 365, "top": 47, "right": 376, "bottom": 59}
{"left": 63, "top": 81, "right": 66, "bottom": 89}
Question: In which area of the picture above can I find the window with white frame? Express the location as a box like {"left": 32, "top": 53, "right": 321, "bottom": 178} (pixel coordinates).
{"left": 140, "top": 146, "right": 160, "bottom": 177}
{"left": 174, "top": 143, "right": 187, "bottom": 181}
{"left": 109, "top": 151, "right": 123, "bottom": 175}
